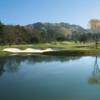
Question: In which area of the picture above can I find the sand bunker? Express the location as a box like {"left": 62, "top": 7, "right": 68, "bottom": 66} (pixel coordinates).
{"left": 3, "top": 48, "right": 55, "bottom": 53}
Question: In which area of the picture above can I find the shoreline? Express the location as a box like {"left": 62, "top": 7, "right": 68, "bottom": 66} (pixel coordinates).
{"left": 1, "top": 47, "right": 100, "bottom": 56}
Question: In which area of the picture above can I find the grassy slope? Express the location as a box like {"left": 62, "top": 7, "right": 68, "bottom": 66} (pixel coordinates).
{"left": 0, "top": 41, "right": 100, "bottom": 56}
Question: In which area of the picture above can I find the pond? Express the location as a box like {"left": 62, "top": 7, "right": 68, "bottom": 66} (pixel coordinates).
{"left": 0, "top": 55, "right": 100, "bottom": 100}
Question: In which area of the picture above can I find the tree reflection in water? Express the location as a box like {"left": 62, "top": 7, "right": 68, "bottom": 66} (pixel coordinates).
{"left": 0, "top": 55, "right": 81, "bottom": 77}
{"left": 88, "top": 56, "right": 100, "bottom": 84}
{"left": 0, "top": 58, "right": 5, "bottom": 76}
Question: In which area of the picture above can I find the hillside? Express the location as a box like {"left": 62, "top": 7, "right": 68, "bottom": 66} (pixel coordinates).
{"left": 0, "top": 21, "right": 91, "bottom": 45}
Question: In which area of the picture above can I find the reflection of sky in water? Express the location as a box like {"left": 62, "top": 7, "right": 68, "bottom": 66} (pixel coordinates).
{"left": 0, "top": 56, "right": 100, "bottom": 100}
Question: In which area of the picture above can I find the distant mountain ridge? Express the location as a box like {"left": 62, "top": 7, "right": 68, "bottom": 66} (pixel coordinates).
{"left": 26, "top": 22, "right": 88, "bottom": 35}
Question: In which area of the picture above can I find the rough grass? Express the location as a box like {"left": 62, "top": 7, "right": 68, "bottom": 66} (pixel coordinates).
{"left": 43, "top": 49, "right": 100, "bottom": 56}
{"left": 0, "top": 51, "right": 11, "bottom": 57}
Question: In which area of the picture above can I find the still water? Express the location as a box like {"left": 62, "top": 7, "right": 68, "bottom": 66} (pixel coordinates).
{"left": 0, "top": 55, "right": 100, "bottom": 100}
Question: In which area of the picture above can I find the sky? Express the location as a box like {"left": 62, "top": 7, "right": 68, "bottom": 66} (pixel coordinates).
{"left": 0, "top": 0, "right": 100, "bottom": 28}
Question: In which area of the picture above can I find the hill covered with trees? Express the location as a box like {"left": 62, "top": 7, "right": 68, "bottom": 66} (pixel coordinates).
{"left": 0, "top": 21, "right": 97, "bottom": 45}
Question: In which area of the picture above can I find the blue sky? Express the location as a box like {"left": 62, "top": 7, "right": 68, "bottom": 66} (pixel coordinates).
{"left": 0, "top": 0, "right": 100, "bottom": 28}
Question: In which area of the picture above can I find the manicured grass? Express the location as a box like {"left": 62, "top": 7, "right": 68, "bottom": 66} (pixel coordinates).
{"left": 0, "top": 44, "right": 34, "bottom": 50}
{"left": 0, "top": 41, "right": 100, "bottom": 56}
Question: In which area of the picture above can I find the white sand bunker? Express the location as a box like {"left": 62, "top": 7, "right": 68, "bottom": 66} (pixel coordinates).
{"left": 3, "top": 48, "right": 55, "bottom": 53}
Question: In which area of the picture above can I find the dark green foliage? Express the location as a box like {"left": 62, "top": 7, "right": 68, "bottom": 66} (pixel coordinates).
{"left": 0, "top": 21, "right": 4, "bottom": 44}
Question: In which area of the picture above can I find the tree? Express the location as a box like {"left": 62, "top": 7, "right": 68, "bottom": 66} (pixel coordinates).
{"left": 79, "top": 34, "right": 88, "bottom": 43}
{"left": 89, "top": 19, "right": 100, "bottom": 49}
{"left": 0, "top": 21, "right": 4, "bottom": 44}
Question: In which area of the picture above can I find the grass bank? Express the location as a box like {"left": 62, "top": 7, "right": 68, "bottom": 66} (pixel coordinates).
{"left": 43, "top": 49, "right": 100, "bottom": 56}
{"left": 0, "top": 41, "right": 100, "bottom": 56}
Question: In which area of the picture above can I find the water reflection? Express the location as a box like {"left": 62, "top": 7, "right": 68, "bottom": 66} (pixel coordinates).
{"left": 0, "top": 55, "right": 81, "bottom": 76}
{"left": 88, "top": 56, "right": 100, "bottom": 84}
{"left": 0, "top": 58, "right": 5, "bottom": 76}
